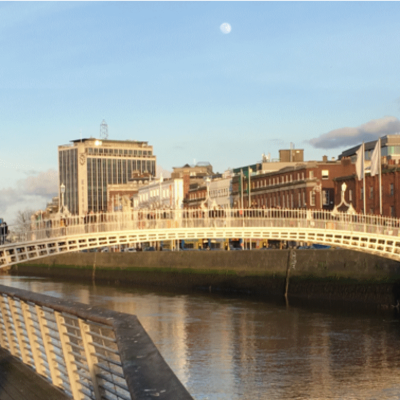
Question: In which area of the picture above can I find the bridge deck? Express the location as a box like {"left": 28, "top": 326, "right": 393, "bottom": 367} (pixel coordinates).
{"left": 0, "top": 348, "right": 70, "bottom": 400}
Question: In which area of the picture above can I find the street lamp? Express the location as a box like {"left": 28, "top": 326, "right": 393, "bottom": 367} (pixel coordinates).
{"left": 332, "top": 181, "right": 356, "bottom": 216}
{"left": 60, "top": 183, "right": 65, "bottom": 212}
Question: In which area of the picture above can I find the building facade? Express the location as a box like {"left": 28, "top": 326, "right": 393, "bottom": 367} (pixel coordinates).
{"left": 334, "top": 160, "right": 400, "bottom": 217}
{"left": 232, "top": 157, "right": 355, "bottom": 210}
{"left": 58, "top": 138, "right": 156, "bottom": 214}
{"left": 133, "top": 178, "right": 184, "bottom": 210}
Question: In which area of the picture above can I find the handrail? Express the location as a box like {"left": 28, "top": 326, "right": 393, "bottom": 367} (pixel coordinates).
{"left": 0, "top": 284, "right": 193, "bottom": 400}
{"left": 1, "top": 207, "right": 400, "bottom": 267}
{"left": 3, "top": 207, "right": 400, "bottom": 244}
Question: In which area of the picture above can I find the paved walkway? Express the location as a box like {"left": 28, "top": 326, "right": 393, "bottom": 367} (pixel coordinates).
{"left": 0, "top": 348, "right": 70, "bottom": 400}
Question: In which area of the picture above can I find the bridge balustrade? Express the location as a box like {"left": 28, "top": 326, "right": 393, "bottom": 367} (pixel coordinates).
{"left": 0, "top": 284, "right": 193, "bottom": 400}
{"left": 1, "top": 208, "right": 400, "bottom": 267}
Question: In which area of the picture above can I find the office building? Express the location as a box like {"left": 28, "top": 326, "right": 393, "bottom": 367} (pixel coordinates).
{"left": 58, "top": 138, "right": 156, "bottom": 214}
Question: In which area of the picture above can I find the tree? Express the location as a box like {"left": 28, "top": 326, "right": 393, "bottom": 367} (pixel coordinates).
{"left": 12, "top": 209, "right": 35, "bottom": 241}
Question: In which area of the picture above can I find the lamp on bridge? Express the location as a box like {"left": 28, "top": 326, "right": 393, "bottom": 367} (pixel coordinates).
{"left": 332, "top": 181, "right": 356, "bottom": 216}
{"left": 58, "top": 183, "right": 70, "bottom": 218}
{"left": 60, "top": 183, "right": 65, "bottom": 209}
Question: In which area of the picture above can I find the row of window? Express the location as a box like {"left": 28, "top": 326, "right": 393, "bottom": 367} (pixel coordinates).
{"left": 246, "top": 170, "right": 330, "bottom": 190}
{"left": 210, "top": 188, "right": 229, "bottom": 198}
{"left": 359, "top": 183, "right": 394, "bottom": 200}
{"left": 87, "top": 147, "right": 153, "bottom": 157}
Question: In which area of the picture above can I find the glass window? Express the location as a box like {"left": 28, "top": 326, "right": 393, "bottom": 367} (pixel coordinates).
{"left": 323, "top": 190, "right": 329, "bottom": 205}
{"left": 390, "top": 183, "right": 394, "bottom": 196}
{"left": 322, "top": 170, "right": 329, "bottom": 180}
{"left": 310, "top": 191, "right": 315, "bottom": 206}
{"left": 309, "top": 171, "right": 314, "bottom": 179}
{"left": 369, "top": 186, "right": 373, "bottom": 199}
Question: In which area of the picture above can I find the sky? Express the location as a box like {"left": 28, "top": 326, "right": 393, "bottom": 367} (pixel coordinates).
{"left": 1, "top": 2, "right": 400, "bottom": 223}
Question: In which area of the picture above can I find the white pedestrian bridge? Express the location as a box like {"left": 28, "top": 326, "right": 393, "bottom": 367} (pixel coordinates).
{"left": 1, "top": 208, "right": 400, "bottom": 268}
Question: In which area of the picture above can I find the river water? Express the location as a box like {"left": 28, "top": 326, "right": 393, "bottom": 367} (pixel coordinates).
{"left": 1, "top": 275, "right": 400, "bottom": 400}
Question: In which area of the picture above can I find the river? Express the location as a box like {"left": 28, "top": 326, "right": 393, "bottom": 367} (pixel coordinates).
{"left": 1, "top": 274, "right": 400, "bottom": 400}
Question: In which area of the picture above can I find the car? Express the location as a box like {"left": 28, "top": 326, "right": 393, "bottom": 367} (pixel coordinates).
{"left": 143, "top": 246, "right": 156, "bottom": 251}
{"left": 124, "top": 247, "right": 137, "bottom": 252}
{"left": 100, "top": 247, "right": 109, "bottom": 252}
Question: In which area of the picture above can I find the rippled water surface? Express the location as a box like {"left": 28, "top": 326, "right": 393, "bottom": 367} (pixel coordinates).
{"left": 1, "top": 275, "right": 400, "bottom": 400}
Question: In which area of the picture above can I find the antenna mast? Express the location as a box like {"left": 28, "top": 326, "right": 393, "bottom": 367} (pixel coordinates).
{"left": 100, "top": 119, "right": 109, "bottom": 140}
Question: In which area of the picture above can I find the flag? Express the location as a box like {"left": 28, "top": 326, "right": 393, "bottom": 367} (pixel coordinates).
{"left": 370, "top": 138, "right": 380, "bottom": 177}
{"left": 356, "top": 143, "right": 364, "bottom": 181}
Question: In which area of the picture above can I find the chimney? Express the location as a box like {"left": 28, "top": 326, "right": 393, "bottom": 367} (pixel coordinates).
{"left": 322, "top": 155, "right": 328, "bottom": 162}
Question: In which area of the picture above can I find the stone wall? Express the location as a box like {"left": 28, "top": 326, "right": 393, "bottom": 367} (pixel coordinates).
{"left": 10, "top": 249, "right": 400, "bottom": 306}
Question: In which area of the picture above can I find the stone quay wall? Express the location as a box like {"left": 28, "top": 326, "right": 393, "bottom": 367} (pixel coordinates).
{"left": 9, "top": 249, "right": 400, "bottom": 306}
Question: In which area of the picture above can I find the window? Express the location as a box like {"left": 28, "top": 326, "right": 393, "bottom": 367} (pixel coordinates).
{"left": 349, "top": 189, "right": 353, "bottom": 202}
{"left": 309, "top": 171, "right": 314, "bottom": 179}
{"left": 303, "top": 192, "right": 306, "bottom": 206}
{"left": 291, "top": 194, "right": 294, "bottom": 208}
{"left": 310, "top": 191, "right": 316, "bottom": 206}
{"left": 298, "top": 193, "right": 301, "bottom": 207}
{"left": 290, "top": 175, "right": 293, "bottom": 182}
{"left": 369, "top": 186, "right": 373, "bottom": 199}
{"left": 390, "top": 183, "right": 394, "bottom": 196}
{"left": 360, "top": 188, "right": 363, "bottom": 200}
{"left": 322, "top": 170, "right": 329, "bottom": 180}
{"left": 323, "top": 190, "right": 329, "bottom": 206}
{"left": 391, "top": 206, "right": 395, "bottom": 217}
{"left": 302, "top": 173, "right": 305, "bottom": 180}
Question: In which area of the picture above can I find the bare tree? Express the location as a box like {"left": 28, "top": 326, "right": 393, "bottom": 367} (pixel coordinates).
{"left": 12, "top": 209, "right": 35, "bottom": 241}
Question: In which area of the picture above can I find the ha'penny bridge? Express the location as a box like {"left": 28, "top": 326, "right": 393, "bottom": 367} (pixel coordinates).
{"left": 1, "top": 208, "right": 400, "bottom": 268}
{"left": 1, "top": 207, "right": 400, "bottom": 400}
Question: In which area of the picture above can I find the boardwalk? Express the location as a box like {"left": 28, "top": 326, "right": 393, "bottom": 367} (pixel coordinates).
{"left": 0, "top": 348, "right": 70, "bottom": 400}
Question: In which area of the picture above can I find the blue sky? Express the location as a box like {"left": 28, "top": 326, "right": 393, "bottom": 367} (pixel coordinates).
{"left": 1, "top": 2, "right": 400, "bottom": 221}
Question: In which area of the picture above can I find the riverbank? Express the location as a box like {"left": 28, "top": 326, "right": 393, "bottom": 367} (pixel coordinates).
{"left": 9, "top": 249, "right": 400, "bottom": 306}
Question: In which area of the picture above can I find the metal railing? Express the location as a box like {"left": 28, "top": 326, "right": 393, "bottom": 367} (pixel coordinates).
{"left": 3, "top": 208, "right": 400, "bottom": 243}
{"left": 0, "top": 284, "right": 193, "bottom": 400}
{"left": 2, "top": 207, "right": 400, "bottom": 267}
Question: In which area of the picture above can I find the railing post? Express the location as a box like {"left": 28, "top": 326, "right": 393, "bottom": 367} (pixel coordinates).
{"left": 0, "top": 294, "right": 16, "bottom": 355}
{"left": 21, "top": 301, "right": 46, "bottom": 377}
{"left": 78, "top": 320, "right": 102, "bottom": 400}
{"left": 55, "top": 311, "right": 85, "bottom": 400}
{"left": 7, "top": 297, "right": 30, "bottom": 365}
{"left": 36, "top": 305, "right": 63, "bottom": 388}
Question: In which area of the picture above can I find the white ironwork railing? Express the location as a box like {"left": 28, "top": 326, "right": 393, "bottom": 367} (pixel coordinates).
{"left": 0, "top": 284, "right": 193, "bottom": 400}
{"left": 4, "top": 208, "right": 400, "bottom": 244}
{"left": 2, "top": 207, "right": 400, "bottom": 267}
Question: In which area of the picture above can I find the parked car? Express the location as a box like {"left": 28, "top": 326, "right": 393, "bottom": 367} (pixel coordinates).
{"left": 124, "top": 247, "right": 137, "bottom": 252}
{"left": 143, "top": 246, "right": 156, "bottom": 251}
{"left": 100, "top": 247, "right": 109, "bottom": 253}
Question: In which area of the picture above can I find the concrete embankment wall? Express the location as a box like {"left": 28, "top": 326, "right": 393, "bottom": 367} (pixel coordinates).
{"left": 10, "top": 249, "right": 400, "bottom": 306}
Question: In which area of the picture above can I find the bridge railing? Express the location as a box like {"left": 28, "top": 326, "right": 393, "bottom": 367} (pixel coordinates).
{"left": 3, "top": 208, "right": 400, "bottom": 245}
{"left": 0, "top": 284, "right": 193, "bottom": 400}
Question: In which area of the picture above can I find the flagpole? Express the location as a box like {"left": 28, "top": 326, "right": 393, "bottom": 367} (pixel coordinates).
{"left": 379, "top": 137, "right": 382, "bottom": 215}
{"left": 363, "top": 142, "right": 366, "bottom": 215}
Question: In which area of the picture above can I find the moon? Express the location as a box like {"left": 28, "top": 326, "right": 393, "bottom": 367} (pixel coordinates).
{"left": 220, "top": 23, "right": 231, "bottom": 34}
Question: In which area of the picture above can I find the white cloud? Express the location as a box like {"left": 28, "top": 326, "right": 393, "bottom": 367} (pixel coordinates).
{"left": 308, "top": 116, "right": 400, "bottom": 149}
{"left": 0, "top": 169, "right": 58, "bottom": 224}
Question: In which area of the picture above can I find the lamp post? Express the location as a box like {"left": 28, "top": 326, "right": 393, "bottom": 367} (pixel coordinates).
{"left": 332, "top": 181, "right": 356, "bottom": 216}
{"left": 248, "top": 168, "right": 252, "bottom": 208}
{"left": 206, "top": 177, "right": 211, "bottom": 209}
{"left": 60, "top": 183, "right": 65, "bottom": 213}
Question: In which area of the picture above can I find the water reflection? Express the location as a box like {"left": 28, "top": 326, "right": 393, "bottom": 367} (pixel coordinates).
{"left": 1, "top": 275, "right": 400, "bottom": 400}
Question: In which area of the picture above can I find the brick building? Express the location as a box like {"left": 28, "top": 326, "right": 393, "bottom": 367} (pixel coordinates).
{"left": 232, "top": 157, "right": 355, "bottom": 210}
{"left": 334, "top": 160, "right": 400, "bottom": 217}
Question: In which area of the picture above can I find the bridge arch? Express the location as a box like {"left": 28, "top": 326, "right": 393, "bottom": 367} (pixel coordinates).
{"left": 1, "top": 208, "right": 400, "bottom": 267}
